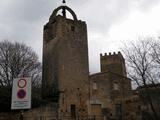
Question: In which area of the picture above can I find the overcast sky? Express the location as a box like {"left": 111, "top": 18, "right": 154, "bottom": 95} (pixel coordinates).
{"left": 0, "top": 0, "right": 160, "bottom": 73}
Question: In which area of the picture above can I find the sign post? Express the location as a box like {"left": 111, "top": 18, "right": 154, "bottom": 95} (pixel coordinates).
{"left": 11, "top": 77, "right": 31, "bottom": 110}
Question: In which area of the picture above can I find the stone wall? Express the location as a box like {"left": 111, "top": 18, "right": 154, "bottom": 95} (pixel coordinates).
{"left": 100, "top": 52, "right": 126, "bottom": 77}
{"left": 0, "top": 103, "right": 58, "bottom": 120}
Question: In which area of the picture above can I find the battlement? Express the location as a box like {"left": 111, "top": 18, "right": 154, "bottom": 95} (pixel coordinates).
{"left": 100, "top": 51, "right": 121, "bottom": 57}
{"left": 100, "top": 51, "right": 124, "bottom": 63}
{"left": 100, "top": 51, "right": 126, "bottom": 75}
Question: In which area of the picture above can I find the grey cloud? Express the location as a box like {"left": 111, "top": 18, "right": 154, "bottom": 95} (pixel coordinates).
{"left": 0, "top": 0, "right": 160, "bottom": 72}
{"left": 136, "top": 0, "right": 160, "bottom": 11}
{"left": 0, "top": 0, "right": 58, "bottom": 59}
{"left": 2, "top": 0, "right": 55, "bottom": 23}
{"left": 74, "top": 0, "right": 160, "bottom": 34}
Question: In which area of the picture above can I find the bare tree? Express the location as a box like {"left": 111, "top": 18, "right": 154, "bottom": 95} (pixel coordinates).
{"left": 122, "top": 37, "right": 160, "bottom": 120}
{"left": 0, "top": 40, "right": 42, "bottom": 111}
{"left": 151, "top": 41, "right": 160, "bottom": 70}
{"left": 122, "top": 38, "right": 160, "bottom": 85}
{"left": 0, "top": 40, "right": 41, "bottom": 88}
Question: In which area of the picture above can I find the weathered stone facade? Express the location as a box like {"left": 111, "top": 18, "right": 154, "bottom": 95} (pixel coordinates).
{"left": 100, "top": 52, "right": 127, "bottom": 76}
{"left": 0, "top": 103, "right": 58, "bottom": 120}
{"left": 89, "top": 52, "right": 132, "bottom": 120}
{"left": 42, "top": 5, "right": 89, "bottom": 119}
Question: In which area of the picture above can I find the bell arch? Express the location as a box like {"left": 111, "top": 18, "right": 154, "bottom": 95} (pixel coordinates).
{"left": 50, "top": 6, "right": 78, "bottom": 21}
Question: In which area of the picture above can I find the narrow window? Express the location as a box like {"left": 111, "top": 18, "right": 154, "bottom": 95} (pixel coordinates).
{"left": 93, "top": 81, "right": 98, "bottom": 90}
{"left": 71, "top": 104, "right": 76, "bottom": 118}
{"left": 71, "top": 26, "right": 75, "bottom": 31}
{"left": 115, "top": 104, "right": 122, "bottom": 120}
{"left": 113, "top": 82, "right": 119, "bottom": 90}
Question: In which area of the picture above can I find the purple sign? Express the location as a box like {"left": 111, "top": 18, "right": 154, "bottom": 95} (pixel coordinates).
{"left": 17, "top": 89, "right": 26, "bottom": 99}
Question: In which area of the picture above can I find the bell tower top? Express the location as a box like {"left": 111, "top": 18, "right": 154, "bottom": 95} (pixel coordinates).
{"left": 49, "top": 0, "right": 78, "bottom": 21}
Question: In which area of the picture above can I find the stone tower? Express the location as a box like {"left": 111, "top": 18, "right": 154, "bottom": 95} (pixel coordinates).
{"left": 100, "top": 52, "right": 127, "bottom": 76}
{"left": 99, "top": 52, "right": 131, "bottom": 120}
{"left": 100, "top": 52, "right": 131, "bottom": 99}
{"left": 42, "top": 2, "right": 89, "bottom": 118}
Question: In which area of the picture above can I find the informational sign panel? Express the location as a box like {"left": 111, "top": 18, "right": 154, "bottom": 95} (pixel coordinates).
{"left": 11, "top": 77, "right": 31, "bottom": 109}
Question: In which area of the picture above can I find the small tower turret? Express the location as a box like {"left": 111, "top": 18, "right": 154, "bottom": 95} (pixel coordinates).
{"left": 100, "top": 51, "right": 126, "bottom": 76}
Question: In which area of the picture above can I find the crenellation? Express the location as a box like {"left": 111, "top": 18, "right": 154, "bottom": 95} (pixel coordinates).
{"left": 100, "top": 52, "right": 125, "bottom": 64}
{"left": 100, "top": 51, "right": 126, "bottom": 76}
{"left": 100, "top": 51, "right": 123, "bottom": 57}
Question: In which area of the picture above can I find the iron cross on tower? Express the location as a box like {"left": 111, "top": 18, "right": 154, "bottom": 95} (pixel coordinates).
{"left": 62, "top": 0, "right": 66, "bottom": 17}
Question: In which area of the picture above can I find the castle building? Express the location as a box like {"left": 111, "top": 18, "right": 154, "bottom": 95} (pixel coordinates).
{"left": 42, "top": 1, "right": 134, "bottom": 120}
{"left": 89, "top": 52, "right": 132, "bottom": 120}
